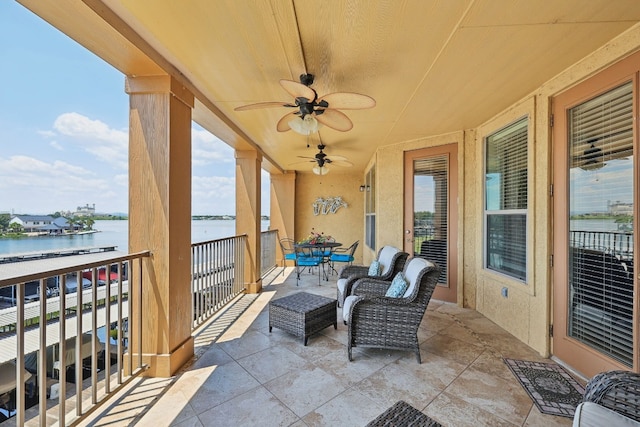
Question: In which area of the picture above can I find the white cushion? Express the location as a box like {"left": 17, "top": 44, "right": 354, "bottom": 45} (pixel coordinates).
{"left": 343, "top": 295, "right": 358, "bottom": 323}
{"left": 377, "top": 246, "right": 399, "bottom": 275}
{"left": 573, "top": 402, "right": 640, "bottom": 427}
{"left": 403, "top": 258, "right": 434, "bottom": 298}
{"left": 337, "top": 278, "right": 347, "bottom": 296}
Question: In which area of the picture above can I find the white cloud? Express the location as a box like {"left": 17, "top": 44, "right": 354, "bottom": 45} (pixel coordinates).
{"left": 192, "top": 128, "right": 233, "bottom": 166}
{"left": 192, "top": 175, "right": 235, "bottom": 215}
{"left": 0, "top": 155, "right": 125, "bottom": 214}
{"left": 52, "top": 112, "right": 128, "bottom": 169}
{"left": 49, "top": 141, "right": 63, "bottom": 151}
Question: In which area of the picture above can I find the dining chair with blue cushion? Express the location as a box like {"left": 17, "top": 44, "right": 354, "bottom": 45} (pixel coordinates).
{"left": 294, "top": 245, "right": 324, "bottom": 285}
{"left": 329, "top": 240, "right": 359, "bottom": 274}
{"left": 279, "top": 238, "right": 297, "bottom": 276}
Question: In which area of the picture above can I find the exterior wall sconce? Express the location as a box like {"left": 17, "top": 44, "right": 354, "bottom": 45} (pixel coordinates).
{"left": 359, "top": 185, "right": 370, "bottom": 192}
{"left": 359, "top": 185, "right": 366, "bottom": 192}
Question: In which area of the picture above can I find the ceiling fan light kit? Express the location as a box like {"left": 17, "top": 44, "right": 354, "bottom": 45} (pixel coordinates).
{"left": 289, "top": 115, "right": 321, "bottom": 135}
{"left": 313, "top": 165, "right": 329, "bottom": 175}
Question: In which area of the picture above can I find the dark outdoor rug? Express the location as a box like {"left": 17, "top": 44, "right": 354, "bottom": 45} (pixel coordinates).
{"left": 504, "top": 358, "right": 585, "bottom": 418}
{"left": 366, "top": 400, "right": 443, "bottom": 427}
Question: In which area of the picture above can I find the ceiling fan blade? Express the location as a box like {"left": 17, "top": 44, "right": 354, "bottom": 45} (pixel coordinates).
{"left": 319, "top": 92, "right": 376, "bottom": 110}
{"left": 328, "top": 159, "right": 353, "bottom": 167}
{"left": 234, "top": 101, "right": 295, "bottom": 111}
{"left": 288, "top": 160, "right": 316, "bottom": 167}
{"left": 276, "top": 111, "right": 298, "bottom": 132}
{"left": 315, "top": 109, "right": 353, "bottom": 132}
{"left": 280, "top": 79, "right": 316, "bottom": 100}
{"left": 296, "top": 156, "right": 316, "bottom": 160}
{"left": 327, "top": 154, "right": 348, "bottom": 161}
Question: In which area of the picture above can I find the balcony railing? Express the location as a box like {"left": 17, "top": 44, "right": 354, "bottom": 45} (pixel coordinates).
{"left": 260, "top": 230, "right": 278, "bottom": 277}
{"left": 571, "top": 229, "right": 634, "bottom": 260}
{"left": 0, "top": 250, "right": 149, "bottom": 426}
{"left": 190, "top": 230, "right": 278, "bottom": 330}
{"left": 191, "top": 235, "right": 246, "bottom": 330}
{"left": 0, "top": 230, "right": 277, "bottom": 425}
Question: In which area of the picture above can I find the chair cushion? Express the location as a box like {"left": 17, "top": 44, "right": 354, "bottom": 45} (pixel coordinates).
{"left": 368, "top": 260, "right": 382, "bottom": 276}
{"left": 343, "top": 295, "right": 358, "bottom": 323}
{"left": 403, "top": 258, "right": 434, "bottom": 298}
{"left": 377, "top": 246, "right": 399, "bottom": 275}
{"left": 297, "top": 256, "right": 321, "bottom": 266}
{"left": 332, "top": 254, "right": 354, "bottom": 262}
{"left": 337, "top": 278, "right": 347, "bottom": 295}
{"left": 385, "top": 272, "right": 408, "bottom": 298}
{"left": 573, "top": 402, "right": 640, "bottom": 427}
{"left": 284, "top": 253, "right": 297, "bottom": 261}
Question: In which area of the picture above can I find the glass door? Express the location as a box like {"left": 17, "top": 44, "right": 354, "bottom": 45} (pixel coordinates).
{"left": 404, "top": 144, "right": 458, "bottom": 302}
{"left": 553, "top": 71, "right": 637, "bottom": 376}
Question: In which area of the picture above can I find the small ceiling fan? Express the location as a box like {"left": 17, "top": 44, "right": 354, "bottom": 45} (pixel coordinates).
{"left": 293, "top": 144, "right": 353, "bottom": 175}
{"left": 234, "top": 73, "right": 375, "bottom": 134}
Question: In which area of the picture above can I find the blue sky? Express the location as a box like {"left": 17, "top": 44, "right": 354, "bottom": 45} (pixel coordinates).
{"left": 0, "top": 2, "right": 269, "bottom": 216}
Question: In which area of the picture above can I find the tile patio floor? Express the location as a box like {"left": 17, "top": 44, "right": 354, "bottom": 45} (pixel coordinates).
{"left": 79, "top": 267, "right": 583, "bottom": 427}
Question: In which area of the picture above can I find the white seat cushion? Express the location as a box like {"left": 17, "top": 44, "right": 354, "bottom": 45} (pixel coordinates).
{"left": 402, "top": 258, "right": 434, "bottom": 298}
{"left": 573, "top": 402, "right": 640, "bottom": 427}
{"left": 343, "top": 295, "right": 358, "bottom": 323}
{"left": 377, "top": 246, "right": 399, "bottom": 276}
{"left": 337, "top": 278, "right": 347, "bottom": 295}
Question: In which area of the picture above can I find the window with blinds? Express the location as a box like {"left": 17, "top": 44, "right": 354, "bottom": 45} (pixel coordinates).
{"left": 484, "top": 117, "right": 528, "bottom": 281}
{"left": 414, "top": 156, "right": 448, "bottom": 284}
{"left": 568, "top": 81, "right": 634, "bottom": 367}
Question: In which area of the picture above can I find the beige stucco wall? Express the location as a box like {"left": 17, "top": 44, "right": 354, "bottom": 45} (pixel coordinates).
{"left": 367, "top": 23, "right": 640, "bottom": 358}
{"left": 295, "top": 171, "right": 364, "bottom": 265}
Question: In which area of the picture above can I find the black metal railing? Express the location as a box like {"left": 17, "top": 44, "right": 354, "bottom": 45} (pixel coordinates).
{"left": 191, "top": 235, "right": 246, "bottom": 330}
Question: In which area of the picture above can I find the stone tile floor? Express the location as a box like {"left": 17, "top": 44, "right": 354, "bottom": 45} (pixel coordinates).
{"left": 79, "top": 267, "right": 582, "bottom": 427}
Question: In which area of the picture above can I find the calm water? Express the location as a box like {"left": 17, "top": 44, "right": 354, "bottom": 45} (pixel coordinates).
{"left": 0, "top": 220, "right": 270, "bottom": 255}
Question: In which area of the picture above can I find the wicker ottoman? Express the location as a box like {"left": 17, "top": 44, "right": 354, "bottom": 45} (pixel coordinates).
{"left": 269, "top": 292, "right": 337, "bottom": 345}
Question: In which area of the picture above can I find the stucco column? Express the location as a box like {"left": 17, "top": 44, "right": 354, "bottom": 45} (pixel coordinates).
{"left": 126, "top": 75, "right": 194, "bottom": 377}
{"left": 235, "top": 150, "right": 262, "bottom": 293}
{"left": 270, "top": 171, "right": 296, "bottom": 265}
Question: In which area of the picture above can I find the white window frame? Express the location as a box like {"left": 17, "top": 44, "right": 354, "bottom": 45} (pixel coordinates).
{"left": 483, "top": 116, "right": 529, "bottom": 283}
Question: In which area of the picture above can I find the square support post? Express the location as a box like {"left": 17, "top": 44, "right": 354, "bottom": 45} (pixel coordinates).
{"left": 235, "top": 150, "right": 263, "bottom": 293}
{"left": 126, "top": 75, "right": 194, "bottom": 377}
{"left": 270, "top": 171, "right": 296, "bottom": 266}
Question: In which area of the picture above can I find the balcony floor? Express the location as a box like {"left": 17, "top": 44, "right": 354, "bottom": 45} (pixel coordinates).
{"left": 81, "top": 267, "right": 579, "bottom": 427}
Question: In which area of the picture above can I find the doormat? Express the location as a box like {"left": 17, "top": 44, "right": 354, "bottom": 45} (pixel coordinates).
{"left": 504, "top": 358, "right": 585, "bottom": 418}
{"left": 366, "top": 400, "right": 442, "bottom": 427}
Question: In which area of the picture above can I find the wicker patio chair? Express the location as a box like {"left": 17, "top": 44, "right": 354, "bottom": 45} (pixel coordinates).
{"left": 343, "top": 257, "right": 440, "bottom": 363}
{"left": 336, "top": 245, "right": 408, "bottom": 307}
{"left": 579, "top": 370, "right": 640, "bottom": 422}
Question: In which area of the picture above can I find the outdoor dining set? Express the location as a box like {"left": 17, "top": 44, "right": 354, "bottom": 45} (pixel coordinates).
{"left": 278, "top": 236, "right": 360, "bottom": 285}
{"left": 272, "top": 239, "right": 441, "bottom": 364}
